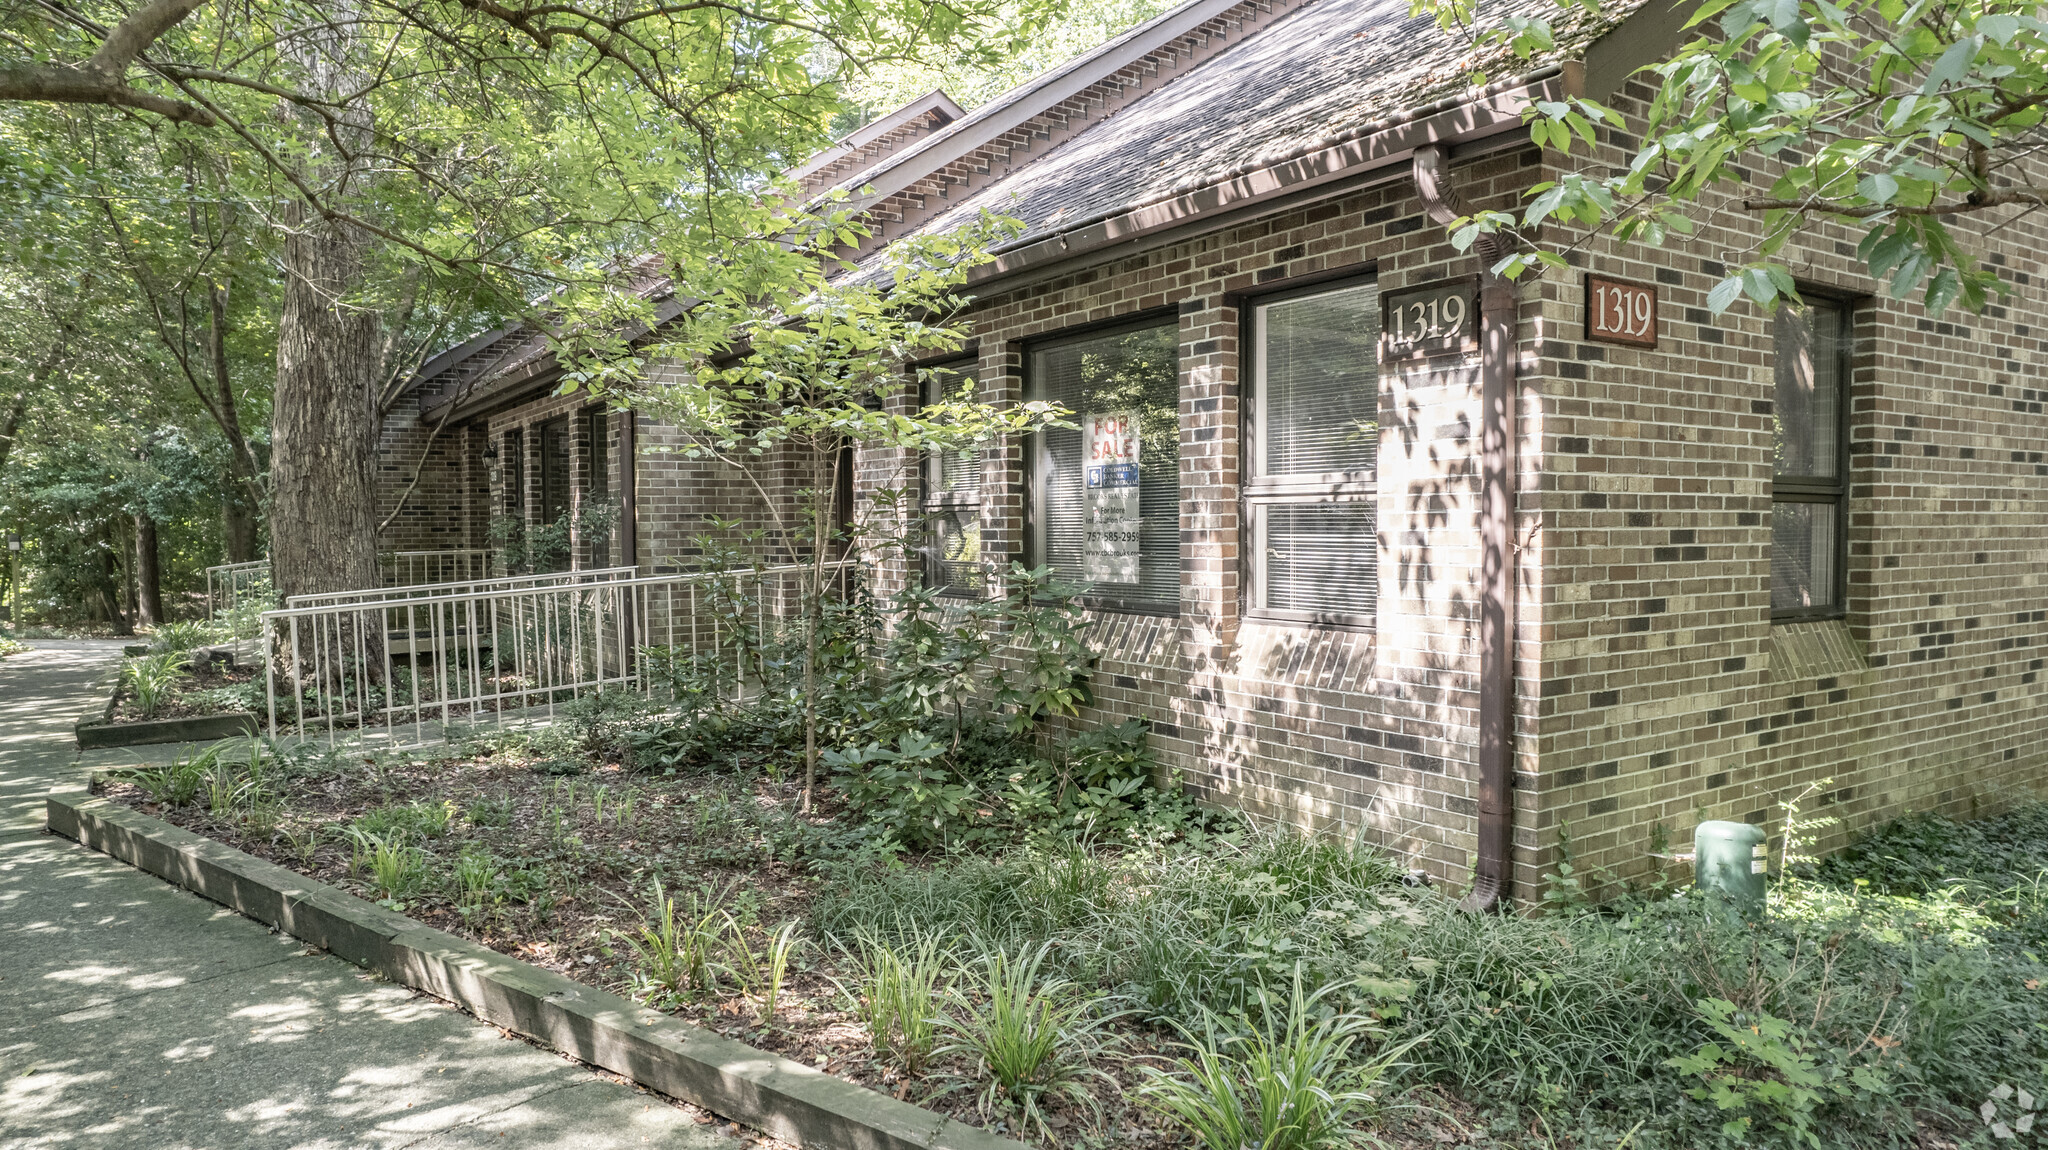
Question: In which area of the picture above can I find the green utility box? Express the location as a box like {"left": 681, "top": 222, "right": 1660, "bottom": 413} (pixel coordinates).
{"left": 1694, "top": 820, "right": 1768, "bottom": 919}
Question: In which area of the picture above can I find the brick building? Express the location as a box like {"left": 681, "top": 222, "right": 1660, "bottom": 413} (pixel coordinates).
{"left": 376, "top": 0, "right": 2048, "bottom": 903}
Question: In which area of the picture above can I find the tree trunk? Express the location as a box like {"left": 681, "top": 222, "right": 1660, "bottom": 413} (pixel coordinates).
{"left": 223, "top": 485, "right": 260, "bottom": 563}
{"left": 134, "top": 514, "right": 162, "bottom": 627}
{"left": 0, "top": 388, "right": 27, "bottom": 476}
{"left": 100, "top": 546, "right": 132, "bottom": 636}
{"left": 270, "top": 214, "right": 381, "bottom": 602}
{"left": 209, "top": 277, "right": 267, "bottom": 528}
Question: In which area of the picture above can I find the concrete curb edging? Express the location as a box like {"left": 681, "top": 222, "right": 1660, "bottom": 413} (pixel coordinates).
{"left": 75, "top": 685, "right": 258, "bottom": 749}
{"left": 46, "top": 793, "right": 1025, "bottom": 1150}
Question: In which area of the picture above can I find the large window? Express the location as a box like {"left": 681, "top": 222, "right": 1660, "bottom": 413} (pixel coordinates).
{"left": 1027, "top": 320, "right": 1180, "bottom": 612}
{"left": 1771, "top": 299, "right": 1850, "bottom": 618}
{"left": 538, "top": 416, "right": 571, "bottom": 524}
{"left": 920, "top": 358, "right": 983, "bottom": 595}
{"left": 1245, "top": 278, "right": 1381, "bottom": 626}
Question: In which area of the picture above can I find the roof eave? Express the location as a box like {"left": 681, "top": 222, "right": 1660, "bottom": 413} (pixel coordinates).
{"left": 961, "top": 70, "right": 1565, "bottom": 292}
{"left": 832, "top": 0, "right": 1253, "bottom": 207}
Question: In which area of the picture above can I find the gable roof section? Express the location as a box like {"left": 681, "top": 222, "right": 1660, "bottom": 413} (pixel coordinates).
{"left": 830, "top": 0, "right": 1305, "bottom": 253}
{"left": 789, "top": 90, "right": 965, "bottom": 198}
{"left": 407, "top": 256, "right": 677, "bottom": 421}
{"left": 856, "top": 0, "right": 1649, "bottom": 282}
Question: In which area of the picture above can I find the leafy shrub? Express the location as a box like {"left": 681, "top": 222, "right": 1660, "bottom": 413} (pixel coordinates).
{"left": 1667, "top": 997, "right": 1892, "bottom": 1147}
{"left": 559, "top": 688, "right": 662, "bottom": 764}
{"left": 122, "top": 651, "right": 189, "bottom": 718}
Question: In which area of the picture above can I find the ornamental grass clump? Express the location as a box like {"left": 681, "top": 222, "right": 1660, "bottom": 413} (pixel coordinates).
{"left": 939, "top": 940, "right": 1125, "bottom": 1141}
{"left": 627, "top": 879, "right": 727, "bottom": 1002}
{"left": 1140, "top": 983, "right": 1419, "bottom": 1150}
{"left": 123, "top": 651, "right": 189, "bottom": 718}
{"left": 847, "top": 929, "right": 956, "bottom": 1074}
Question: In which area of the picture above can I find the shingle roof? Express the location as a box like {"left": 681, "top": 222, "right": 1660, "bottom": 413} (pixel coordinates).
{"left": 870, "top": 0, "right": 1643, "bottom": 255}
{"left": 823, "top": 0, "right": 1254, "bottom": 201}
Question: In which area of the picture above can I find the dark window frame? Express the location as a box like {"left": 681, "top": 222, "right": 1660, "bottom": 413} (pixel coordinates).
{"left": 537, "top": 416, "right": 572, "bottom": 525}
{"left": 917, "top": 355, "right": 985, "bottom": 597}
{"left": 503, "top": 428, "right": 526, "bottom": 518}
{"left": 1023, "top": 310, "right": 1183, "bottom": 617}
{"left": 1770, "top": 289, "right": 1857, "bottom": 623}
{"left": 583, "top": 407, "right": 610, "bottom": 503}
{"left": 1238, "top": 271, "right": 1382, "bottom": 631}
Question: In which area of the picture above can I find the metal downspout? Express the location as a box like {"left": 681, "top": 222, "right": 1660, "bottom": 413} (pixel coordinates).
{"left": 1412, "top": 144, "right": 1519, "bottom": 911}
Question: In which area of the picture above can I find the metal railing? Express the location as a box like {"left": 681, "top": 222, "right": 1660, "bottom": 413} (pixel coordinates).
{"left": 205, "top": 560, "right": 272, "bottom": 623}
{"left": 260, "top": 560, "right": 851, "bottom": 748}
{"left": 285, "top": 566, "right": 637, "bottom": 609}
{"left": 207, "top": 549, "right": 501, "bottom": 622}
{"left": 379, "top": 548, "right": 496, "bottom": 588}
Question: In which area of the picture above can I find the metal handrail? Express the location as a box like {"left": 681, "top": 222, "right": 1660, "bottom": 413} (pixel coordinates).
{"left": 260, "top": 559, "right": 853, "bottom": 748}
{"left": 285, "top": 566, "right": 638, "bottom": 608}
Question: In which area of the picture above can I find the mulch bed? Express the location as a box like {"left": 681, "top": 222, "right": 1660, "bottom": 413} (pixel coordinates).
{"left": 109, "top": 660, "right": 259, "bottom": 722}
{"left": 93, "top": 739, "right": 1478, "bottom": 1148}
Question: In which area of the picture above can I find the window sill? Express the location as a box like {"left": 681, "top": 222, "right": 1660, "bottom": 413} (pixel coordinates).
{"left": 1767, "top": 617, "right": 1867, "bottom": 682}
{"left": 1242, "top": 610, "right": 1375, "bottom": 635}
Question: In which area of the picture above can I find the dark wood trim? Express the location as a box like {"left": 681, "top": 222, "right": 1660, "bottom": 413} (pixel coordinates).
{"left": 618, "top": 411, "right": 637, "bottom": 571}
{"left": 1221, "top": 260, "right": 1379, "bottom": 312}
{"left": 1769, "top": 289, "right": 1858, "bottom": 624}
{"left": 1021, "top": 311, "right": 1183, "bottom": 618}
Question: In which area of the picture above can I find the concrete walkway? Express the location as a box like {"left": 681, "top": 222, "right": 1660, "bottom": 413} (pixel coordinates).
{"left": 0, "top": 641, "right": 735, "bottom": 1150}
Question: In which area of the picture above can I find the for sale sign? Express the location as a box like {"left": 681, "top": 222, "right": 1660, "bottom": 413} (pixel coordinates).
{"left": 1084, "top": 411, "right": 1141, "bottom": 584}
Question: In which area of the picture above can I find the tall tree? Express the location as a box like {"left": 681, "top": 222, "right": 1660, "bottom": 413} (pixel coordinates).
{"left": 2, "top": 0, "right": 1060, "bottom": 601}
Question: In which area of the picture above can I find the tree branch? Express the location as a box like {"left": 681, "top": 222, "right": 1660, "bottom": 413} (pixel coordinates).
{"left": 0, "top": 62, "right": 213, "bottom": 122}
{"left": 1744, "top": 188, "right": 2048, "bottom": 216}
{"left": 3, "top": 0, "right": 214, "bottom": 122}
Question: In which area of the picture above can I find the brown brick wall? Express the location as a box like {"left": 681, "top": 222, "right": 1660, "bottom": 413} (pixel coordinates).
{"left": 850, "top": 148, "right": 1548, "bottom": 887}
{"left": 1527, "top": 78, "right": 2048, "bottom": 891}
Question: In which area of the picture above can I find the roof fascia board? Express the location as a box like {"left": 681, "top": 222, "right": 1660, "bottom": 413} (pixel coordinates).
{"left": 845, "top": 0, "right": 1251, "bottom": 207}
{"left": 787, "top": 90, "right": 963, "bottom": 185}
{"left": 426, "top": 296, "right": 690, "bottom": 422}
{"left": 440, "top": 361, "right": 565, "bottom": 424}
{"left": 964, "top": 72, "right": 1562, "bottom": 292}
{"left": 1576, "top": 0, "right": 1690, "bottom": 101}
{"left": 404, "top": 323, "right": 520, "bottom": 396}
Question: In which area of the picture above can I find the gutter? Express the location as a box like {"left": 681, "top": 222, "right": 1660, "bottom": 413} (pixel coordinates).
{"left": 1412, "top": 144, "right": 1518, "bottom": 912}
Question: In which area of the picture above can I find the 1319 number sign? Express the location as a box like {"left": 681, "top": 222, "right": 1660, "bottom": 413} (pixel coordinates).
{"left": 1585, "top": 274, "right": 1658, "bottom": 348}
{"left": 1382, "top": 278, "right": 1478, "bottom": 359}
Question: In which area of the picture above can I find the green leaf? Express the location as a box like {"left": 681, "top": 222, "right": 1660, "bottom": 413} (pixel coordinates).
{"left": 1923, "top": 36, "right": 1980, "bottom": 91}
{"left": 1857, "top": 172, "right": 1899, "bottom": 204}
{"left": 1708, "top": 275, "right": 1746, "bottom": 314}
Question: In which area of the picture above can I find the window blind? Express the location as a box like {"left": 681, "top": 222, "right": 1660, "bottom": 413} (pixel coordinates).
{"left": 1770, "top": 501, "right": 1836, "bottom": 612}
{"left": 1257, "top": 502, "right": 1378, "bottom": 617}
{"left": 1030, "top": 324, "right": 1180, "bottom": 610}
{"left": 1773, "top": 304, "right": 1842, "bottom": 480}
{"left": 1249, "top": 279, "right": 1381, "bottom": 624}
{"left": 1257, "top": 283, "right": 1380, "bottom": 479}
